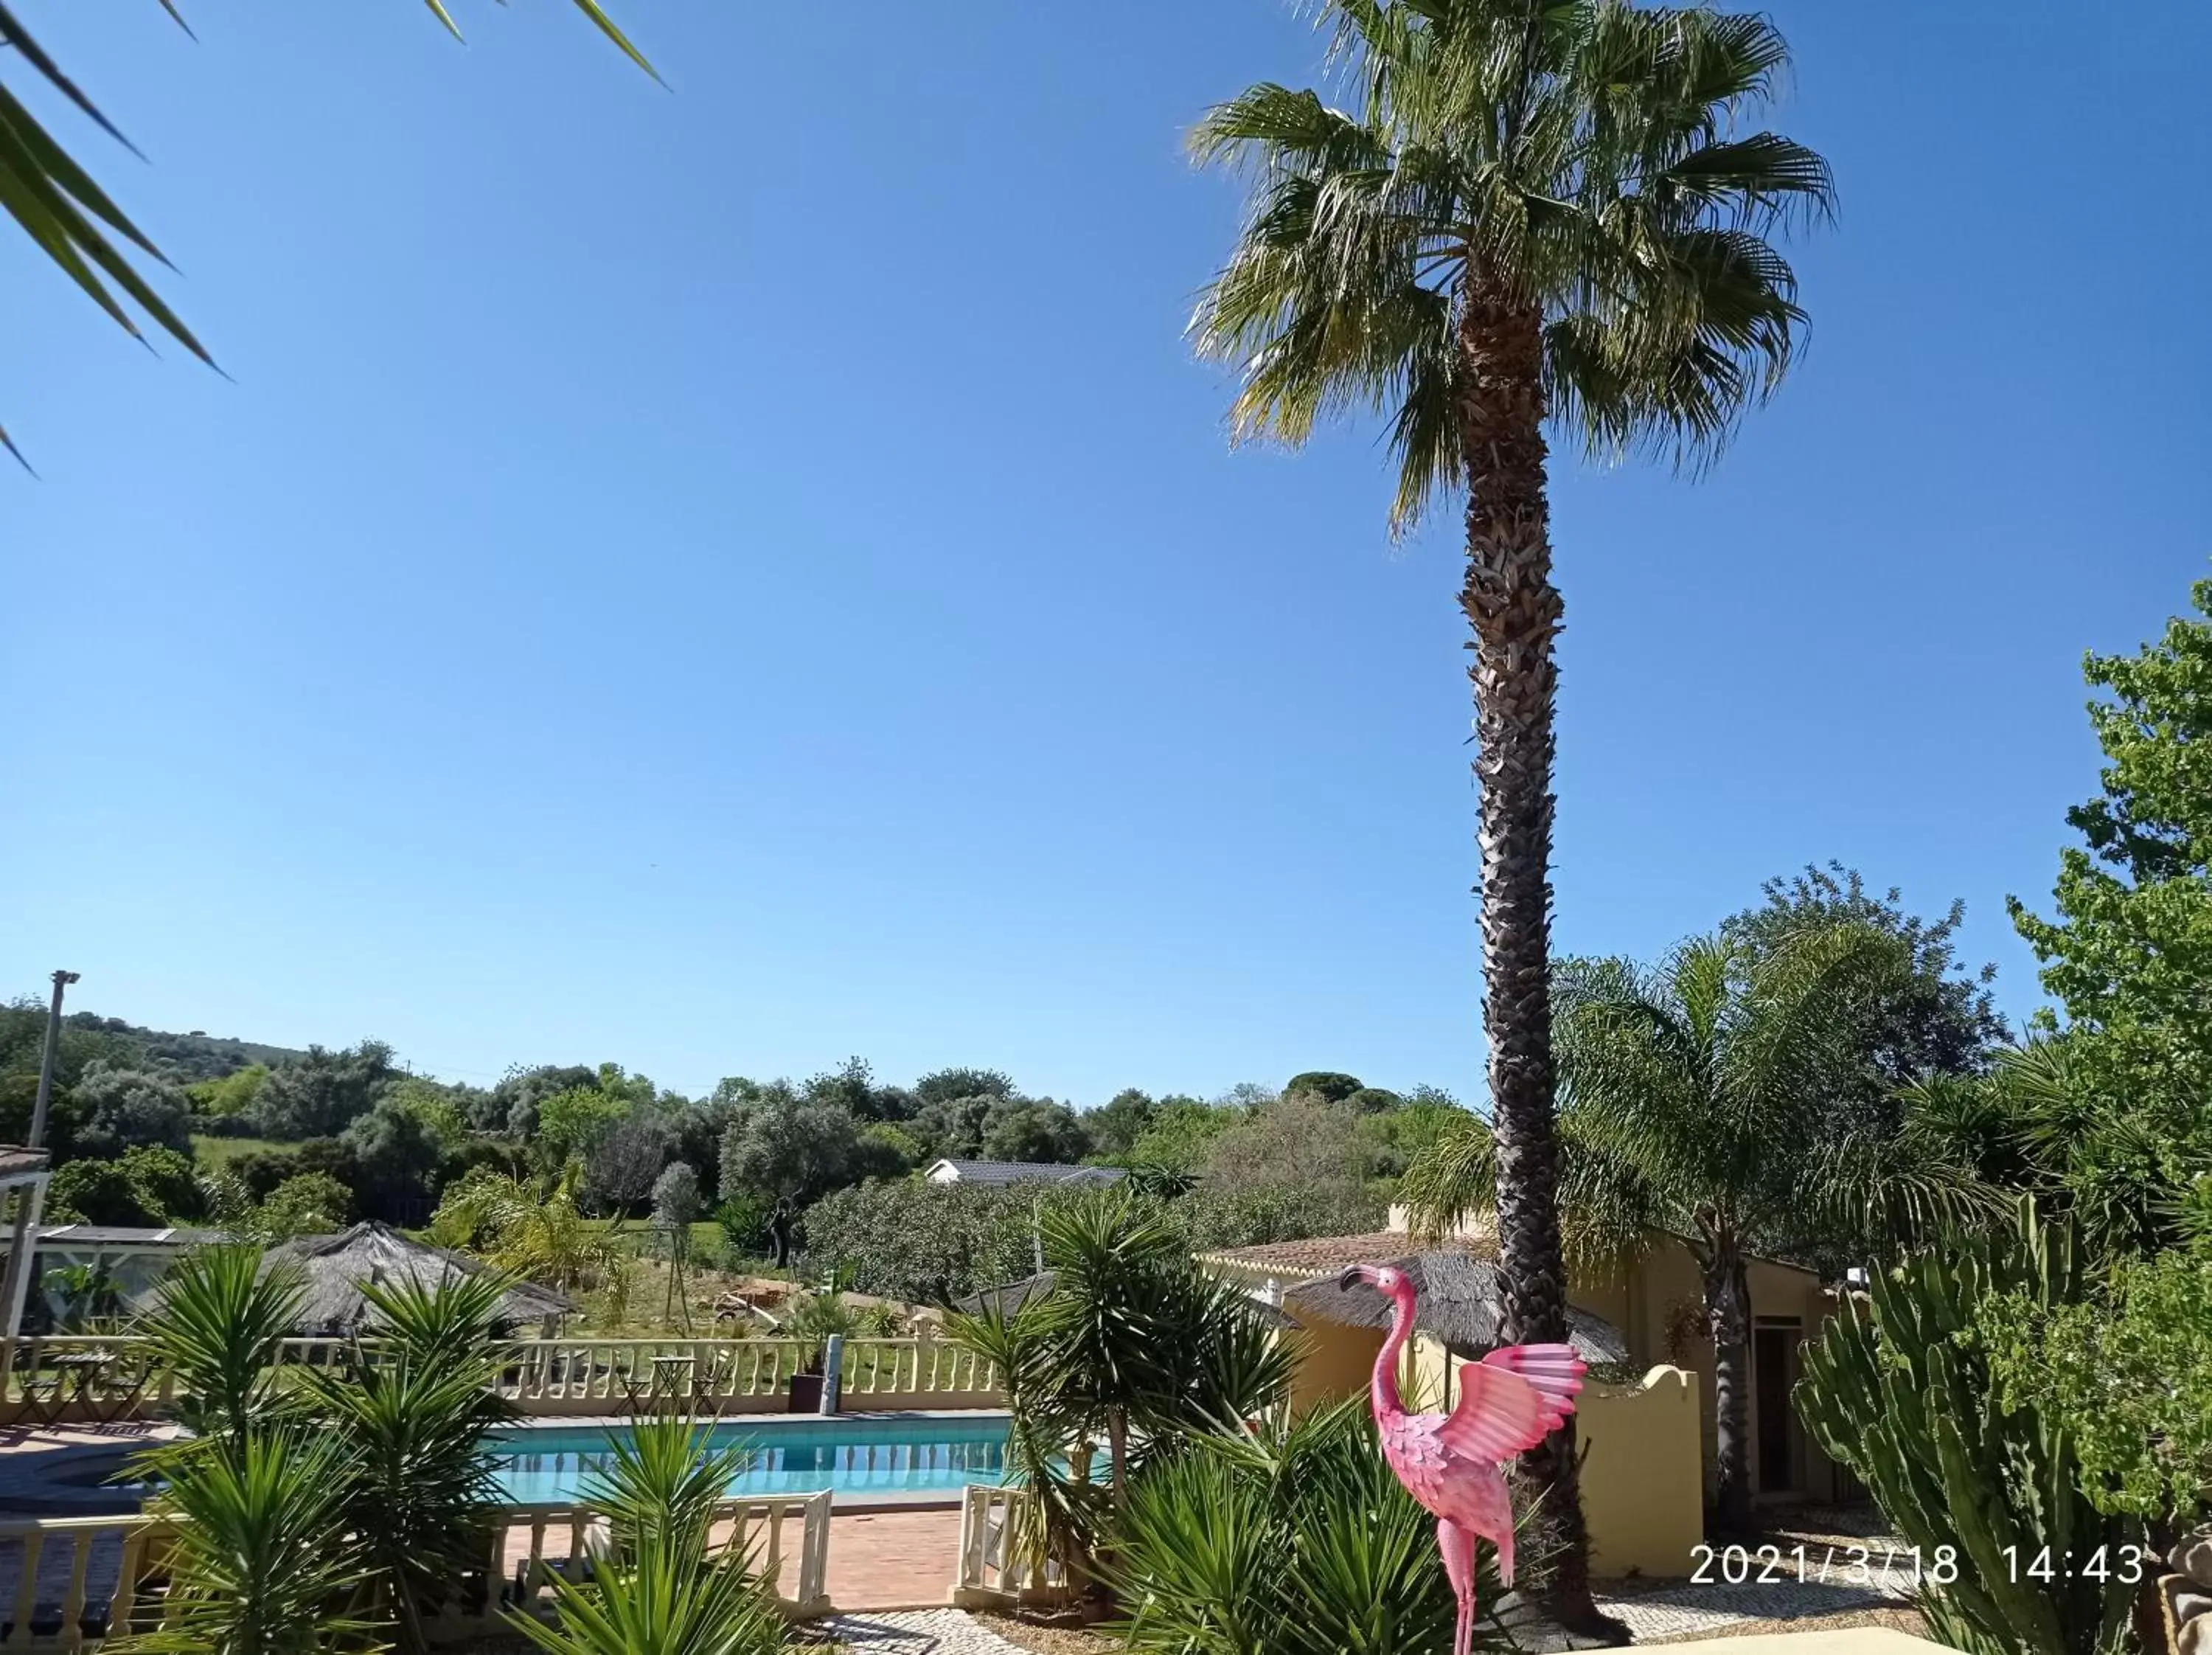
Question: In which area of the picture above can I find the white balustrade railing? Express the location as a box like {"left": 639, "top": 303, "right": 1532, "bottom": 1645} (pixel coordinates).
{"left": 0, "top": 1493, "right": 835, "bottom": 1650}
{"left": 952, "top": 1485, "right": 1069, "bottom": 1608}
{"left": 0, "top": 1335, "right": 1001, "bottom": 1423}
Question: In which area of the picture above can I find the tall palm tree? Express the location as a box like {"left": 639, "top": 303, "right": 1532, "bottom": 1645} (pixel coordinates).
{"left": 1402, "top": 926, "right": 1995, "bottom": 1532}
{"left": 1191, "top": 0, "right": 1832, "bottom": 1614}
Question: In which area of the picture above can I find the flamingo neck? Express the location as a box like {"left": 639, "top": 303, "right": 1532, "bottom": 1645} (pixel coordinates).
{"left": 1371, "top": 1283, "right": 1416, "bottom": 1418}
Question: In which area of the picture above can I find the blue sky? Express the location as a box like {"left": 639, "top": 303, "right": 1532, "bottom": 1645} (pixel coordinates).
{"left": 4, "top": 2, "right": 2207, "bottom": 1106}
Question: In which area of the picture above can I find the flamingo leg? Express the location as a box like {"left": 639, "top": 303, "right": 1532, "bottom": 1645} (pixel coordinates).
{"left": 1436, "top": 1517, "right": 1477, "bottom": 1655}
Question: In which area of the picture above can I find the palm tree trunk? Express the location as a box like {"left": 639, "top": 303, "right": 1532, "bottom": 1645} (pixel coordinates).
{"left": 1705, "top": 1243, "right": 1754, "bottom": 1534}
{"left": 1456, "top": 280, "right": 1616, "bottom": 1640}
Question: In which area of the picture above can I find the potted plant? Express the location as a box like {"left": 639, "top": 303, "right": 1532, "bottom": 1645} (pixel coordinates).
{"left": 782, "top": 1291, "right": 861, "bottom": 1412}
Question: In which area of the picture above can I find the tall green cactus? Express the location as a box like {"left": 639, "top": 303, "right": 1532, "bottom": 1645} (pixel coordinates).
{"left": 1795, "top": 1201, "right": 2138, "bottom": 1655}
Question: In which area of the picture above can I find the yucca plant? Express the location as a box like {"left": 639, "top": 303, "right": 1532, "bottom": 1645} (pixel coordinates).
{"left": 297, "top": 1273, "right": 519, "bottom": 1653}
{"left": 507, "top": 1534, "right": 783, "bottom": 1655}
{"left": 116, "top": 1428, "right": 380, "bottom": 1655}
{"left": 512, "top": 1415, "right": 781, "bottom": 1655}
{"left": 942, "top": 1297, "right": 1100, "bottom": 1590}
{"left": 582, "top": 1415, "right": 747, "bottom": 1561}
{"left": 944, "top": 1187, "right": 1295, "bottom": 1598}
{"left": 1108, "top": 1400, "right": 1509, "bottom": 1655}
{"left": 137, "top": 1244, "right": 306, "bottom": 1448}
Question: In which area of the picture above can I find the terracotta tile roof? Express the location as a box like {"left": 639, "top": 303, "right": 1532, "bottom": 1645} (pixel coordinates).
{"left": 1197, "top": 1229, "right": 1494, "bottom": 1276}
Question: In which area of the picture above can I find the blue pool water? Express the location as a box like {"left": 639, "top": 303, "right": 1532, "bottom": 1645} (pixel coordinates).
{"left": 490, "top": 1415, "right": 1013, "bottom": 1502}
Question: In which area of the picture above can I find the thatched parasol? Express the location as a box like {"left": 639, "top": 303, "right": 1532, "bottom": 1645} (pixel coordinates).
{"left": 262, "top": 1221, "right": 579, "bottom": 1334}
{"left": 1281, "top": 1250, "right": 1632, "bottom": 1365}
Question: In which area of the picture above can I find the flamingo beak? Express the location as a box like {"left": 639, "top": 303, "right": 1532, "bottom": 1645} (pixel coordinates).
{"left": 1339, "top": 1264, "right": 1376, "bottom": 1291}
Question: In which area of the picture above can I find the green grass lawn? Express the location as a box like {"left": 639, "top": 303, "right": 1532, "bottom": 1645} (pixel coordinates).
{"left": 191, "top": 1133, "right": 287, "bottom": 1165}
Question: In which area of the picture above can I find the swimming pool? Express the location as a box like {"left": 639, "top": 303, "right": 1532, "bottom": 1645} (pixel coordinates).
{"left": 488, "top": 1415, "right": 1014, "bottom": 1504}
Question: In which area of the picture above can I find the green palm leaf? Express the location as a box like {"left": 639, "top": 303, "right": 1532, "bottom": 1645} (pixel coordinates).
{"left": 0, "top": 0, "right": 657, "bottom": 468}
{"left": 114, "top": 1427, "right": 383, "bottom": 1655}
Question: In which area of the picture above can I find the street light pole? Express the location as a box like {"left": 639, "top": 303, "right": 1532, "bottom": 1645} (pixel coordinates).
{"left": 2, "top": 970, "right": 78, "bottom": 1347}
{"left": 28, "top": 970, "right": 78, "bottom": 1151}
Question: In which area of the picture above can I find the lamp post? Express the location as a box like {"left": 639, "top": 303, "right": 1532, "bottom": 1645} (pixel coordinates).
{"left": 2, "top": 971, "right": 78, "bottom": 1347}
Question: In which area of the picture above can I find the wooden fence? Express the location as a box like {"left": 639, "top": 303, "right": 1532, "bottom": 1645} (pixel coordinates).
{"left": 0, "top": 1336, "right": 1001, "bottom": 1426}
{"left": 0, "top": 1492, "right": 834, "bottom": 1650}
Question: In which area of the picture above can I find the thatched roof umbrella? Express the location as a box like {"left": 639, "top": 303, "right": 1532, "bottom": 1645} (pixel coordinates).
{"left": 263, "top": 1221, "right": 579, "bottom": 1335}
{"left": 1280, "top": 1250, "right": 1632, "bottom": 1365}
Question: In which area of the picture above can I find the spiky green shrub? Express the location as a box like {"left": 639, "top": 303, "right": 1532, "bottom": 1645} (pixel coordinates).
{"left": 1107, "top": 1400, "right": 1508, "bottom": 1655}
{"left": 1795, "top": 1202, "right": 2138, "bottom": 1655}
{"left": 511, "top": 1417, "right": 781, "bottom": 1655}
{"left": 139, "top": 1244, "right": 305, "bottom": 1443}
{"left": 301, "top": 1274, "right": 519, "bottom": 1653}
{"left": 582, "top": 1415, "right": 748, "bottom": 1559}
{"left": 116, "top": 1429, "right": 380, "bottom": 1655}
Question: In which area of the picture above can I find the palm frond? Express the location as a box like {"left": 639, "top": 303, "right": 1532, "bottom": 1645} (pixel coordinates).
{"left": 582, "top": 1414, "right": 748, "bottom": 1562}
{"left": 116, "top": 1427, "right": 382, "bottom": 1655}
{"left": 1, "top": 0, "right": 658, "bottom": 465}
{"left": 137, "top": 1243, "right": 307, "bottom": 1446}
{"left": 1192, "top": 0, "right": 1832, "bottom": 510}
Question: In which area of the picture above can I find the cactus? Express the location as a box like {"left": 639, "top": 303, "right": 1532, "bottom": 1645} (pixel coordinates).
{"left": 1795, "top": 1200, "right": 2138, "bottom": 1655}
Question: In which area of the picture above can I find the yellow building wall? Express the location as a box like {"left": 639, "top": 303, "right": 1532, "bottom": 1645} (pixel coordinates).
{"left": 1576, "top": 1366, "right": 1705, "bottom": 1578}
{"left": 1581, "top": 1241, "right": 1843, "bottom": 1503}
{"left": 1408, "top": 1333, "right": 1705, "bottom": 1580}
{"left": 1284, "top": 1322, "right": 1386, "bottom": 1416}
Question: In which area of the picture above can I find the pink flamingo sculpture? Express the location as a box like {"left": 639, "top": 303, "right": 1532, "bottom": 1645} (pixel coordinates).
{"left": 1339, "top": 1262, "right": 1586, "bottom": 1655}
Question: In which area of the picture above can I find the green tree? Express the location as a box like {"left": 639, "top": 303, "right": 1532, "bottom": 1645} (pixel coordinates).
{"left": 582, "top": 1111, "right": 677, "bottom": 1213}
{"left": 1726, "top": 863, "right": 2004, "bottom": 1128}
{"left": 1204, "top": 1091, "right": 1372, "bottom": 1202}
{"left": 1088, "top": 1089, "right": 1160, "bottom": 1162}
{"left": 49, "top": 1156, "right": 160, "bottom": 1225}
{"left": 252, "top": 1043, "right": 399, "bottom": 1142}
{"left": 1405, "top": 926, "right": 1989, "bottom": 1532}
{"left": 1342, "top": 1086, "right": 1405, "bottom": 1114}
{"left": 913, "top": 1067, "right": 1018, "bottom": 1108}
{"left": 1127, "top": 1099, "right": 1237, "bottom": 1175}
{"left": 340, "top": 1094, "right": 445, "bottom": 1222}
{"left": 190, "top": 1064, "right": 271, "bottom": 1120}
{"left": 119, "top": 1142, "right": 204, "bottom": 1220}
{"left": 385, "top": 1077, "right": 469, "bottom": 1151}
{"left": 1282, "top": 1072, "right": 1364, "bottom": 1106}
{"left": 981, "top": 1098, "right": 1092, "bottom": 1165}
{"left": 491, "top": 1064, "right": 599, "bottom": 1137}
{"left": 1980, "top": 1241, "right": 2212, "bottom": 1525}
{"left": 533, "top": 1085, "right": 632, "bottom": 1172}
{"left": 258, "top": 1172, "right": 355, "bottom": 1240}
{"left": 716, "top": 1087, "right": 858, "bottom": 1203}
{"left": 72, "top": 1061, "right": 194, "bottom": 1157}
{"left": 1193, "top": 2, "right": 1831, "bottom": 1617}
{"left": 2008, "top": 577, "right": 2212, "bottom": 1252}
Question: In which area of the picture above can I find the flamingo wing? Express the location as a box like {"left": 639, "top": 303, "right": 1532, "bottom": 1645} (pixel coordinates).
{"left": 1481, "top": 1343, "right": 1586, "bottom": 1419}
{"left": 1436, "top": 1343, "right": 1585, "bottom": 1463}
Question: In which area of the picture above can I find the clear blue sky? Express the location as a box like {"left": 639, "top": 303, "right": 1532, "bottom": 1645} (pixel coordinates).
{"left": 4, "top": 3, "right": 2208, "bottom": 1106}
